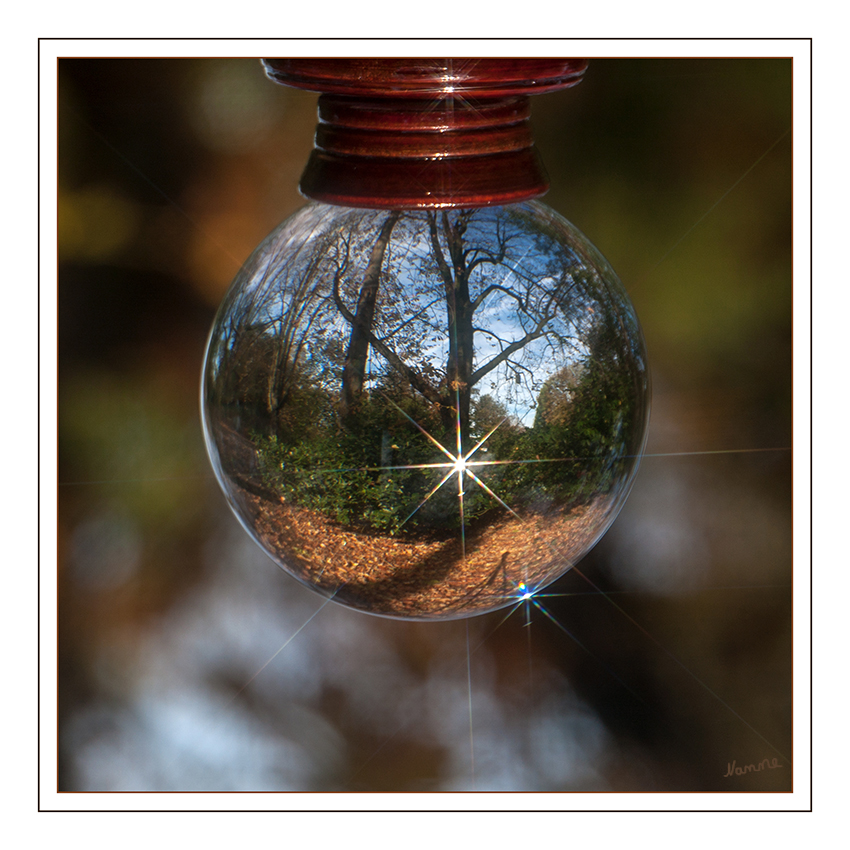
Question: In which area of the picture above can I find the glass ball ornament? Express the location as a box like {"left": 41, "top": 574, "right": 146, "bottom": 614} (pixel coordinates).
{"left": 202, "top": 199, "right": 650, "bottom": 619}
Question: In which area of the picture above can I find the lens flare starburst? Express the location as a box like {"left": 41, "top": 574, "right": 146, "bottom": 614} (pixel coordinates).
{"left": 386, "top": 394, "right": 520, "bottom": 557}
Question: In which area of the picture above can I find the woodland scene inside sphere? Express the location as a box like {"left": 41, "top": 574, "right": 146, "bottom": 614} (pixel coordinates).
{"left": 202, "top": 201, "right": 650, "bottom": 619}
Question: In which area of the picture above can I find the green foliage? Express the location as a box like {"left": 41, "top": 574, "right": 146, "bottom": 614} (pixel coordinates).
{"left": 526, "top": 349, "right": 636, "bottom": 505}
{"left": 258, "top": 433, "right": 412, "bottom": 534}
{"left": 252, "top": 345, "right": 639, "bottom": 534}
{"left": 255, "top": 391, "right": 459, "bottom": 535}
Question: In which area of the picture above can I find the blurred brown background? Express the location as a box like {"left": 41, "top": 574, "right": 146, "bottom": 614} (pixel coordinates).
{"left": 56, "top": 57, "right": 792, "bottom": 793}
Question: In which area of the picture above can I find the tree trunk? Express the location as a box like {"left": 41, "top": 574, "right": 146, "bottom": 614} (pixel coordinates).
{"left": 339, "top": 212, "right": 400, "bottom": 424}
{"left": 444, "top": 274, "right": 475, "bottom": 453}
{"left": 433, "top": 212, "right": 475, "bottom": 453}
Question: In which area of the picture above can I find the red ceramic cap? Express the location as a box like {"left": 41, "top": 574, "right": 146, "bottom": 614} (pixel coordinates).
{"left": 262, "top": 58, "right": 588, "bottom": 97}
{"left": 262, "top": 58, "right": 588, "bottom": 208}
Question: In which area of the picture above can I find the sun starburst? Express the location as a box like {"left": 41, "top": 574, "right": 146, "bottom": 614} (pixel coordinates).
{"left": 381, "top": 394, "right": 520, "bottom": 558}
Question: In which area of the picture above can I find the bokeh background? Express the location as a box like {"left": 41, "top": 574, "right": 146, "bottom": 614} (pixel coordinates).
{"left": 56, "top": 56, "right": 793, "bottom": 793}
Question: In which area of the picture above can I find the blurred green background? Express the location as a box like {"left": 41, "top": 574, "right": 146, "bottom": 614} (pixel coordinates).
{"left": 57, "top": 57, "right": 792, "bottom": 792}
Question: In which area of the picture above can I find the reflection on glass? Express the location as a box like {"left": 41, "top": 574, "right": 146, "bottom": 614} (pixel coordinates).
{"left": 202, "top": 201, "right": 650, "bottom": 619}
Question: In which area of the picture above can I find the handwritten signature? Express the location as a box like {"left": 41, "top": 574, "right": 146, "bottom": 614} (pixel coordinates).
{"left": 723, "top": 758, "right": 783, "bottom": 778}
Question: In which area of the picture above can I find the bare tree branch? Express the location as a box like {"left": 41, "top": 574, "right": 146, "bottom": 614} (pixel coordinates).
{"left": 471, "top": 283, "right": 528, "bottom": 312}
{"left": 426, "top": 211, "right": 455, "bottom": 293}
{"left": 470, "top": 311, "right": 555, "bottom": 387}
{"left": 380, "top": 298, "right": 443, "bottom": 343}
{"left": 332, "top": 261, "right": 442, "bottom": 406}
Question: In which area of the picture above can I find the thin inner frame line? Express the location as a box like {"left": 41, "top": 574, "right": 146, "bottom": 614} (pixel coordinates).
{"left": 57, "top": 59, "right": 793, "bottom": 793}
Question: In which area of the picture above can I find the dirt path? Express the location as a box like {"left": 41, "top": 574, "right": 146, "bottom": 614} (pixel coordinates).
{"left": 238, "top": 486, "right": 611, "bottom": 619}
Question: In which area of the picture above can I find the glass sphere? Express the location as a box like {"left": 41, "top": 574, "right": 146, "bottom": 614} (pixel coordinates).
{"left": 202, "top": 201, "right": 649, "bottom": 619}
